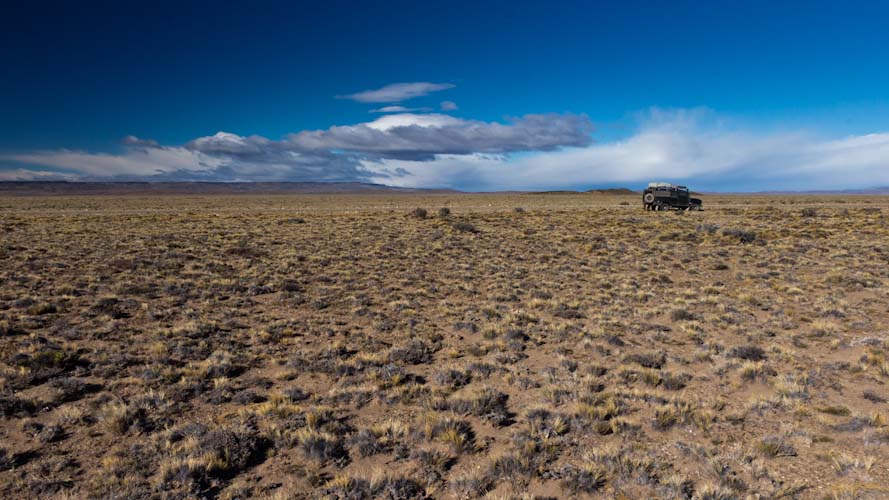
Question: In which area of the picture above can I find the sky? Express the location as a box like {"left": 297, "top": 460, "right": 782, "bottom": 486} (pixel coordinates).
{"left": 2, "top": 0, "right": 889, "bottom": 191}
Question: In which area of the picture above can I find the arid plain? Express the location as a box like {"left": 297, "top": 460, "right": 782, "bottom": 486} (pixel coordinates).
{"left": 2, "top": 192, "right": 889, "bottom": 499}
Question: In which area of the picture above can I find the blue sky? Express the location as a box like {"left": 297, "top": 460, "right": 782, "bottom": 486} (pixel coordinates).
{"left": 3, "top": 0, "right": 889, "bottom": 190}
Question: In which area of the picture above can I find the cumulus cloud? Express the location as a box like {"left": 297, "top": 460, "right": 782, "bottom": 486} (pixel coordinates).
{"left": 186, "top": 132, "right": 272, "bottom": 155}
{"left": 364, "top": 113, "right": 465, "bottom": 130}
{"left": 337, "top": 82, "right": 455, "bottom": 103}
{"left": 440, "top": 101, "right": 458, "bottom": 111}
{"left": 284, "top": 113, "right": 593, "bottom": 160}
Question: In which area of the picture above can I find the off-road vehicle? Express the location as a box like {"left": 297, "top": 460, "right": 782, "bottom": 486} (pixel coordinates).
{"left": 642, "top": 182, "right": 703, "bottom": 211}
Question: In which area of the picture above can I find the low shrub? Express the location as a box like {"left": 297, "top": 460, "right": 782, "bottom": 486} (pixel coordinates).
{"left": 446, "top": 387, "right": 511, "bottom": 426}
{"left": 451, "top": 221, "right": 478, "bottom": 233}
{"left": 722, "top": 228, "right": 756, "bottom": 244}
{"left": 756, "top": 435, "right": 797, "bottom": 457}
{"left": 560, "top": 464, "right": 607, "bottom": 493}
{"left": 728, "top": 345, "right": 766, "bottom": 361}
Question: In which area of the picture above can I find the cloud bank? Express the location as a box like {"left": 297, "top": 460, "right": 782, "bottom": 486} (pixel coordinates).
{"left": 367, "top": 108, "right": 889, "bottom": 191}
{"left": 4, "top": 145, "right": 224, "bottom": 179}
{"left": 1, "top": 112, "right": 591, "bottom": 182}
{"left": 4, "top": 108, "right": 889, "bottom": 191}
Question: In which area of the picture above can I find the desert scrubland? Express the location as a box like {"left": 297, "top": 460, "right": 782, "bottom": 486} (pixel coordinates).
{"left": 1, "top": 192, "right": 889, "bottom": 499}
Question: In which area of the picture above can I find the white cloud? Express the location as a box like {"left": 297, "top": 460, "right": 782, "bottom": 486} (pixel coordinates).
{"left": 364, "top": 109, "right": 889, "bottom": 191}
{"left": 284, "top": 113, "right": 592, "bottom": 160}
{"left": 2, "top": 112, "right": 590, "bottom": 182}
{"left": 6, "top": 108, "right": 889, "bottom": 191}
{"left": 337, "top": 82, "right": 454, "bottom": 103}
{"left": 363, "top": 113, "right": 464, "bottom": 131}
{"left": 121, "top": 135, "right": 159, "bottom": 148}
{"left": 3, "top": 146, "right": 223, "bottom": 178}
{"left": 369, "top": 105, "right": 432, "bottom": 113}
{"left": 0, "top": 169, "right": 80, "bottom": 181}
{"left": 186, "top": 132, "right": 270, "bottom": 154}
{"left": 440, "top": 101, "right": 458, "bottom": 111}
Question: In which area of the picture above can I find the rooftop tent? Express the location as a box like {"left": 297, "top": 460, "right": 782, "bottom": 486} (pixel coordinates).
{"left": 647, "top": 182, "right": 688, "bottom": 191}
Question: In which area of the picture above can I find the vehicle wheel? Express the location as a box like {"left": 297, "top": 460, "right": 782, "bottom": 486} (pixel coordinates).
{"left": 643, "top": 193, "right": 655, "bottom": 204}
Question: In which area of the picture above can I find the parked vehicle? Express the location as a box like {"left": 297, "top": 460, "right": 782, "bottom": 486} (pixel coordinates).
{"left": 642, "top": 182, "right": 703, "bottom": 211}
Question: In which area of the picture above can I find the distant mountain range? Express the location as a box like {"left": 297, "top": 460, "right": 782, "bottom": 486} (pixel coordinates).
{"left": 750, "top": 187, "right": 889, "bottom": 195}
{"left": 527, "top": 188, "right": 639, "bottom": 195}
{"left": 0, "top": 181, "right": 458, "bottom": 196}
